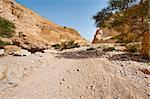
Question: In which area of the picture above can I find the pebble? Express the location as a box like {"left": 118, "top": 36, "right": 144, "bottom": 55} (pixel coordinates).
{"left": 0, "top": 49, "right": 4, "bottom": 55}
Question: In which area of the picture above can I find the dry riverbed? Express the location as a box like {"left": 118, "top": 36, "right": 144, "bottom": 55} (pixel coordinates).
{"left": 0, "top": 46, "right": 149, "bottom": 99}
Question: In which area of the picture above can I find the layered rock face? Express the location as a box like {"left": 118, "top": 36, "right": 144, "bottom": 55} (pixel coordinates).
{"left": 0, "top": 0, "right": 87, "bottom": 51}
{"left": 92, "top": 28, "right": 118, "bottom": 44}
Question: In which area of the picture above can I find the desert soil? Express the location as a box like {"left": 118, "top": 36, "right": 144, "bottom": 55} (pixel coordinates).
{"left": 0, "top": 47, "right": 149, "bottom": 99}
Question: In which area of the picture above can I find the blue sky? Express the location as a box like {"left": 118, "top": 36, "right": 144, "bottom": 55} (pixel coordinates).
{"left": 16, "top": 0, "right": 108, "bottom": 41}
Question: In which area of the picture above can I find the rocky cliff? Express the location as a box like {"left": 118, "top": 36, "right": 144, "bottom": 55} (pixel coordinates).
{"left": 92, "top": 28, "right": 119, "bottom": 44}
{"left": 0, "top": 0, "right": 87, "bottom": 51}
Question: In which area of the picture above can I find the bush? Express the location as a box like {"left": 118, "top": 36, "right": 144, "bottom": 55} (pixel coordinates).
{"left": 0, "top": 17, "right": 16, "bottom": 38}
{"left": 111, "top": 32, "right": 141, "bottom": 44}
{"left": 51, "top": 41, "right": 80, "bottom": 51}
{"left": 103, "top": 46, "right": 116, "bottom": 52}
{"left": 126, "top": 44, "right": 139, "bottom": 53}
{"left": 52, "top": 44, "right": 61, "bottom": 49}
{"left": 60, "top": 40, "right": 80, "bottom": 51}
{"left": 87, "top": 47, "right": 96, "bottom": 51}
{"left": 0, "top": 40, "right": 12, "bottom": 46}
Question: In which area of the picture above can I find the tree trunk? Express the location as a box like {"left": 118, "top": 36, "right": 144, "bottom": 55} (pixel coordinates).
{"left": 142, "top": 32, "right": 150, "bottom": 59}
{"left": 141, "top": 0, "right": 149, "bottom": 59}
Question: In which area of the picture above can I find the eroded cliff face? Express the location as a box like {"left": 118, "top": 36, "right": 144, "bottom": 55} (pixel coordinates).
{"left": 92, "top": 28, "right": 119, "bottom": 44}
{"left": 0, "top": 0, "right": 87, "bottom": 51}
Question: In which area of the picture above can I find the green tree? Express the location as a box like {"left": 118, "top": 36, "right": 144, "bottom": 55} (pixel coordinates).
{"left": 93, "top": 0, "right": 149, "bottom": 58}
{"left": 0, "top": 17, "right": 16, "bottom": 38}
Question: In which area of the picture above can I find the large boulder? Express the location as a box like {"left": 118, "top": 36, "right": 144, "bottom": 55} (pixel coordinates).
{"left": 11, "top": 32, "right": 49, "bottom": 53}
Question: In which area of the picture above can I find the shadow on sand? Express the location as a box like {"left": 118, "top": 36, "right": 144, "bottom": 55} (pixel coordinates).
{"left": 56, "top": 50, "right": 149, "bottom": 63}
{"left": 108, "top": 53, "right": 150, "bottom": 63}
{"left": 55, "top": 50, "right": 104, "bottom": 59}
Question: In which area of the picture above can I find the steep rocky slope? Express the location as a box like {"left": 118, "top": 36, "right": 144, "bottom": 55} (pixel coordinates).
{"left": 0, "top": 0, "right": 87, "bottom": 51}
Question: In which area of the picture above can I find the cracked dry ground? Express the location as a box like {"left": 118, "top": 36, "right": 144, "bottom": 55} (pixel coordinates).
{"left": 0, "top": 50, "right": 149, "bottom": 99}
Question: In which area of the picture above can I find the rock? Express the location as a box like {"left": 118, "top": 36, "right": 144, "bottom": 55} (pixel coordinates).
{"left": 4, "top": 45, "right": 21, "bottom": 55}
{"left": 13, "top": 49, "right": 31, "bottom": 56}
{"left": 0, "top": 0, "right": 87, "bottom": 52}
{"left": 11, "top": 33, "right": 48, "bottom": 53}
{"left": 34, "top": 52, "right": 43, "bottom": 57}
{"left": 92, "top": 29, "right": 104, "bottom": 44}
{"left": 0, "top": 49, "right": 4, "bottom": 55}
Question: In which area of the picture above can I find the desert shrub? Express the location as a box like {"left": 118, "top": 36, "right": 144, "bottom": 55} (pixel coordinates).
{"left": 60, "top": 40, "right": 80, "bottom": 51}
{"left": 111, "top": 32, "right": 141, "bottom": 44}
{"left": 103, "top": 46, "right": 115, "bottom": 52}
{"left": 52, "top": 44, "right": 61, "bottom": 49}
{"left": 0, "top": 17, "right": 16, "bottom": 38}
{"left": 0, "top": 40, "right": 12, "bottom": 46}
{"left": 126, "top": 44, "right": 139, "bottom": 53}
{"left": 87, "top": 47, "right": 96, "bottom": 51}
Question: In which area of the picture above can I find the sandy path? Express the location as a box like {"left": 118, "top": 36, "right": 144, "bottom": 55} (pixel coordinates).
{"left": 0, "top": 50, "right": 149, "bottom": 99}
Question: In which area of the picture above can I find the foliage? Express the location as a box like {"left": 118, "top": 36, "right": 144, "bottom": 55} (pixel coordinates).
{"left": 60, "top": 40, "right": 80, "bottom": 51}
{"left": 87, "top": 47, "right": 96, "bottom": 51}
{"left": 0, "top": 17, "right": 16, "bottom": 38}
{"left": 52, "top": 44, "right": 61, "bottom": 49}
{"left": 126, "top": 43, "right": 139, "bottom": 53}
{"left": 108, "top": 0, "right": 137, "bottom": 11}
{"left": 103, "top": 46, "right": 116, "bottom": 52}
{"left": 93, "top": 7, "right": 113, "bottom": 27}
{"left": 111, "top": 32, "right": 142, "bottom": 43}
{"left": 93, "top": 0, "right": 148, "bottom": 43}
{"left": 0, "top": 40, "right": 12, "bottom": 46}
{"left": 52, "top": 41, "right": 80, "bottom": 51}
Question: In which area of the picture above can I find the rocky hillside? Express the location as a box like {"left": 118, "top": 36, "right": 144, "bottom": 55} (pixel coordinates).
{"left": 0, "top": 0, "right": 87, "bottom": 51}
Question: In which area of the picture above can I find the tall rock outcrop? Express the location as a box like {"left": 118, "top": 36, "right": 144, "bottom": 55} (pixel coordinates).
{"left": 92, "top": 29, "right": 103, "bottom": 44}
{"left": 0, "top": 0, "right": 87, "bottom": 51}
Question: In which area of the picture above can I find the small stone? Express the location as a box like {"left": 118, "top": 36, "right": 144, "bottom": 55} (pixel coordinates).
{"left": 121, "top": 64, "right": 124, "bottom": 67}
{"left": 115, "top": 96, "right": 120, "bottom": 99}
{"left": 147, "top": 83, "right": 150, "bottom": 87}
{"left": 77, "top": 69, "right": 80, "bottom": 71}
{"left": 13, "top": 49, "right": 31, "bottom": 56}
{"left": 34, "top": 52, "right": 43, "bottom": 57}
{"left": 8, "top": 82, "right": 13, "bottom": 85}
{"left": 0, "top": 49, "right": 4, "bottom": 55}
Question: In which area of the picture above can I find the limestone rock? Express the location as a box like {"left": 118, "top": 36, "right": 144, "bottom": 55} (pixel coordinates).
{"left": 13, "top": 49, "right": 31, "bottom": 56}
{"left": 92, "top": 29, "right": 104, "bottom": 44}
{"left": 4, "top": 45, "right": 21, "bottom": 55}
{"left": 92, "top": 28, "right": 119, "bottom": 44}
{"left": 0, "top": 0, "right": 87, "bottom": 50}
{"left": 11, "top": 32, "right": 49, "bottom": 52}
{"left": 0, "top": 49, "right": 4, "bottom": 55}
